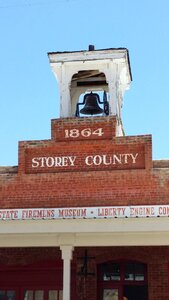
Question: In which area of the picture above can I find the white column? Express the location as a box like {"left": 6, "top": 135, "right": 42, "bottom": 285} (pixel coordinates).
{"left": 107, "top": 62, "right": 118, "bottom": 116}
{"left": 60, "top": 245, "right": 74, "bottom": 300}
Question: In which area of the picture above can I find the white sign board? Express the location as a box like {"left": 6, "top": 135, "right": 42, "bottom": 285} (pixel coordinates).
{"left": 0, "top": 205, "right": 169, "bottom": 220}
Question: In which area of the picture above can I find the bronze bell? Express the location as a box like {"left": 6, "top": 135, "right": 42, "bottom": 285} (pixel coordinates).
{"left": 80, "top": 92, "right": 103, "bottom": 115}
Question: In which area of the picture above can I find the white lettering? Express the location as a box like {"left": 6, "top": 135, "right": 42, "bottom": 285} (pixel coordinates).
{"left": 54, "top": 157, "right": 62, "bottom": 166}
{"left": 130, "top": 153, "right": 138, "bottom": 164}
{"left": 62, "top": 156, "right": 68, "bottom": 166}
{"left": 31, "top": 153, "right": 139, "bottom": 170}
{"left": 93, "top": 155, "right": 102, "bottom": 165}
{"left": 65, "top": 127, "right": 104, "bottom": 138}
{"left": 69, "top": 156, "right": 76, "bottom": 166}
{"left": 32, "top": 157, "right": 39, "bottom": 168}
{"left": 113, "top": 155, "right": 122, "bottom": 164}
{"left": 31, "top": 156, "right": 77, "bottom": 168}
{"left": 46, "top": 157, "right": 54, "bottom": 167}
{"left": 122, "top": 153, "right": 131, "bottom": 164}
{"left": 85, "top": 153, "right": 139, "bottom": 167}
{"left": 102, "top": 155, "right": 112, "bottom": 165}
{"left": 85, "top": 156, "right": 93, "bottom": 166}
{"left": 41, "top": 157, "right": 46, "bottom": 167}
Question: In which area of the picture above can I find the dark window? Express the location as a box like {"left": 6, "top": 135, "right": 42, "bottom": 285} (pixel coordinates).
{"left": 0, "top": 291, "right": 16, "bottom": 300}
{"left": 98, "top": 260, "right": 148, "bottom": 300}
{"left": 125, "top": 263, "right": 145, "bottom": 281}
{"left": 101, "top": 263, "right": 121, "bottom": 281}
{"left": 99, "top": 261, "right": 146, "bottom": 283}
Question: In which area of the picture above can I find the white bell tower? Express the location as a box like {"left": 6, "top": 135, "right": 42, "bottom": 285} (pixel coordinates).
{"left": 48, "top": 46, "right": 132, "bottom": 136}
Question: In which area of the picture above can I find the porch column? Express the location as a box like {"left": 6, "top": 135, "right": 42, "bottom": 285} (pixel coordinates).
{"left": 60, "top": 245, "right": 74, "bottom": 300}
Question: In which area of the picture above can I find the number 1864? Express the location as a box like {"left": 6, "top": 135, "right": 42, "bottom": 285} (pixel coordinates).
{"left": 64, "top": 128, "right": 104, "bottom": 138}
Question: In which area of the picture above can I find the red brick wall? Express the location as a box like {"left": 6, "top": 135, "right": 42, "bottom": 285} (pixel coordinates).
{"left": 0, "top": 116, "right": 169, "bottom": 300}
{"left": 75, "top": 246, "right": 169, "bottom": 300}
{"left": 0, "top": 246, "right": 168, "bottom": 300}
{"left": 0, "top": 116, "right": 168, "bottom": 208}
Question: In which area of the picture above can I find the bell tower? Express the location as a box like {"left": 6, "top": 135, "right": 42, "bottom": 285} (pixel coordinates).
{"left": 48, "top": 46, "right": 132, "bottom": 136}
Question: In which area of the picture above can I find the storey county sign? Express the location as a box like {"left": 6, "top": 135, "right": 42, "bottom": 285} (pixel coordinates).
{"left": 0, "top": 205, "right": 169, "bottom": 220}
{"left": 25, "top": 144, "right": 145, "bottom": 173}
{"left": 31, "top": 153, "right": 138, "bottom": 168}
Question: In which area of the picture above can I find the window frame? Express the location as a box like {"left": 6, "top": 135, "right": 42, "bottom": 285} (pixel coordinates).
{"left": 98, "top": 260, "right": 148, "bottom": 286}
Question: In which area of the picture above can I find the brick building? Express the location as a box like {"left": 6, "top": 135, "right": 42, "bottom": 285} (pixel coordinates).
{"left": 0, "top": 47, "right": 169, "bottom": 300}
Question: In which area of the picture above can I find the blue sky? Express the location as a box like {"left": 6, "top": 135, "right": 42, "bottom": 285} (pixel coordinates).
{"left": 0, "top": 0, "right": 169, "bottom": 166}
